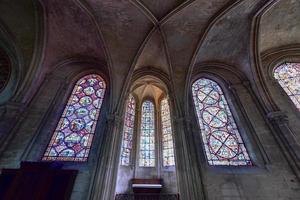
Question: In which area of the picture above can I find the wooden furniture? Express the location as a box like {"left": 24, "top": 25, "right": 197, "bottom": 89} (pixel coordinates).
{"left": 132, "top": 179, "right": 163, "bottom": 194}
{"left": 0, "top": 162, "right": 77, "bottom": 200}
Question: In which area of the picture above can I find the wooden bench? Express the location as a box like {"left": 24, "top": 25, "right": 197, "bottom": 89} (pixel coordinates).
{"left": 132, "top": 179, "right": 162, "bottom": 193}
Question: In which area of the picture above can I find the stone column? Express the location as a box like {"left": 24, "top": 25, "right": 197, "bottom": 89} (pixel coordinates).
{"left": 0, "top": 102, "right": 24, "bottom": 154}
{"left": 267, "top": 111, "right": 300, "bottom": 179}
{"left": 90, "top": 113, "right": 123, "bottom": 200}
{"left": 173, "top": 116, "right": 205, "bottom": 200}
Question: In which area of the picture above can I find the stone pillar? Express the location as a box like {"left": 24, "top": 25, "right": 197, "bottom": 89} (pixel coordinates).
{"left": 267, "top": 111, "right": 300, "bottom": 179}
{"left": 90, "top": 113, "right": 123, "bottom": 200}
{"left": 173, "top": 117, "right": 205, "bottom": 200}
{"left": 0, "top": 102, "right": 24, "bottom": 154}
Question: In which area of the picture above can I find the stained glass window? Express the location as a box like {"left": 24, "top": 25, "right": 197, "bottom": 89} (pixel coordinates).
{"left": 161, "top": 98, "right": 175, "bottom": 167}
{"left": 192, "top": 78, "right": 251, "bottom": 166}
{"left": 139, "top": 100, "right": 155, "bottom": 167}
{"left": 120, "top": 94, "right": 136, "bottom": 166}
{"left": 273, "top": 63, "right": 300, "bottom": 111}
{"left": 43, "top": 74, "right": 106, "bottom": 162}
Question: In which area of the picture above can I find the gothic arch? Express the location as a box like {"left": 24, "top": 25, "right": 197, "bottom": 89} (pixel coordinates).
{"left": 22, "top": 58, "right": 111, "bottom": 162}
{"left": 189, "top": 63, "right": 267, "bottom": 170}
{"left": 260, "top": 45, "right": 300, "bottom": 115}
{"left": 115, "top": 68, "right": 178, "bottom": 195}
{"left": 0, "top": 22, "right": 23, "bottom": 104}
{"left": 258, "top": 46, "right": 300, "bottom": 164}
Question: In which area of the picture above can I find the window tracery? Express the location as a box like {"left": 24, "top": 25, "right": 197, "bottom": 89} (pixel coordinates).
{"left": 273, "top": 62, "right": 300, "bottom": 111}
{"left": 120, "top": 94, "right": 136, "bottom": 166}
{"left": 161, "top": 98, "right": 175, "bottom": 167}
{"left": 192, "top": 78, "right": 252, "bottom": 166}
{"left": 139, "top": 100, "right": 155, "bottom": 167}
{"left": 43, "top": 74, "right": 106, "bottom": 161}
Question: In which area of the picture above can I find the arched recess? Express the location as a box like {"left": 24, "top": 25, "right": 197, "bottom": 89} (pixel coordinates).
{"left": 258, "top": 46, "right": 300, "bottom": 157}
{"left": 189, "top": 62, "right": 268, "bottom": 170}
{"left": 115, "top": 67, "right": 178, "bottom": 195}
{"left": 0, "top": 58, "right": 111, "bottom": 199}
{"left": 251, "top": 0, "right": 300, "bottom": 178}
{"left": 0, "top": 22, "right": 25, "bottom": 146}
{"left": 22, "top": 58, "right": 111, "bottom": 161}
{"left": 0, "top": 23, "right": 23, "bottom": 105}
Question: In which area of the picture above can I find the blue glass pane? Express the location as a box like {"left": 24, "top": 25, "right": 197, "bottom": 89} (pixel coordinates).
{"left": 161, "top": 98, "right": 175, "bottom": 167}
{"left": 43, "top": 74, "right": 106, "bottom": 162}
{"left": 274, "top": 63, "right": 300, "bottom": 110}
{"left": 120, "top": 94, "right": 136, "bottom": 166}
{"left": 139, "top": 100, "right": 155, "bottom": 167}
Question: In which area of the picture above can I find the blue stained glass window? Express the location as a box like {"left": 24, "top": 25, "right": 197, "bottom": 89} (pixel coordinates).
{"left": 274, "top": 63, "right": 300, "bottom": 110}
{"left": 139, "top": 100, "right": 155, "bottom": 167}
{"left": 43, "top": 74, "right": 106, "bottom": 162}
{"left": 192, "top": 78, "right": 252, "bottom": 166}
{"left": 120, "top": 94, "right": 136, "bottom": 166}
{"left": 161, "top": 98, "right": 175, "bottom": 167}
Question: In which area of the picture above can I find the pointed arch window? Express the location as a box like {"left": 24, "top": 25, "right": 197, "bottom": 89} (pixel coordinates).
{"left": 161, "top": 98, "right": 175, "bottom": 167}
{"left": 192, "top": 78, "right": 251, "bottom": 166}
{"left": 139, "top": 100, "right": 155, "bottom": 167}
{"left": 43, "top": 74, "right": 106, "bottom": 162}
{"left": 120, "top": 94, "right": 136, "bottom": 166}
{"left": 273, "top": 63, "right": 300, "bottom": 111}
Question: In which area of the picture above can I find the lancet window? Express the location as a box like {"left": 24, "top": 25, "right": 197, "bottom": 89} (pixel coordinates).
{"left": 192, "top": 78, "right": 251, "bottom": 166}
{"left": 161, "top": 98, "right": 175, "bottom": 167}
{"left": 120, "top": 94, "right": 136, "bottom": 165}
{"left": 273, "top": 62, "right": 300, "bottom": 111}
{"left": 43, "top": 74, "right": 106, "bottom": 161}
{"left": 139, "top": 100, "right": 155, "bottom": 167}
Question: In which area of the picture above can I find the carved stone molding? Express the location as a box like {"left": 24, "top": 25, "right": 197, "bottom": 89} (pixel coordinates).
{"left": 0, "top": 101, "right": 24, "bottom": 119}
{"left": 267, "top": 111, "right": 289, "bottom": 125}
{"left": 106, "top": 113, "right": 123, "bottom": 129}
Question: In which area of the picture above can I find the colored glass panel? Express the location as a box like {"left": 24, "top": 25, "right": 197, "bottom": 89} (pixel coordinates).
{"left": 43, "top": 74, "right": 106, "bottom": 162}
{"left": 161, "top": 98, "right": 175, "bottom": 167}
{"left": 192, "top": 78, "right": 252, "bottom": 166}
{"left": 274, "top": 63, "right": 300, "bottom": 110}
{"left": 120, "top": 94, "right": 136, "bottom": 166}
{"left": 139, "top": 100, "right": 155, "bottom": 167}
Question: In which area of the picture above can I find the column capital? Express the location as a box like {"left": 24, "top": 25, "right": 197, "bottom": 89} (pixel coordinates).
{"left": 174, "top": 115, "right": 192, "bottom": 125}
{"left": 106, "top": 113, "right": 122, "bottom": 127}
{"left": 0, "top": 101, "right": 25, "bottom": 117}
{"left": 267, "top": 111, "right": 288, "bottom": 124}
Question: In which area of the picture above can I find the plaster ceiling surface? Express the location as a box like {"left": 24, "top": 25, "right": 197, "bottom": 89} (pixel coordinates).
{"left": 84, "top": 0, "right": 154, "bottom": 101}
{"left": 0, "top": 0, "right": 36, "bottom": 69}
{"left": 39, "top": 0, "right": 281, "bottom": 105}
{"left": 41, "top": 0, "right": 106, "bottom": 71}
{"left": 159, "top": 0, "right": 233, "bottom": 100}
{"left": 259, "top": 0, "right": 300, "bottom": 53}
{"left": 139, "top": 0, "right": 186, "bottom": 20}
{"left": 2, "top": 0, "right": 297, "bottom": 107}
{"left": 131, "top": 76, "right": 165, "bottom": 104}
{"left": 194, "top": 0, "right": 265, "bottom": 79}
{"left": 134, "top": 29, "right": 170, "bottom": 75}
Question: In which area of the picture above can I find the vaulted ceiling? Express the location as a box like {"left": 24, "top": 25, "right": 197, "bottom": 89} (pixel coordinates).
{"left": 0, "top": 0, "right": 299, "bottom": 111}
